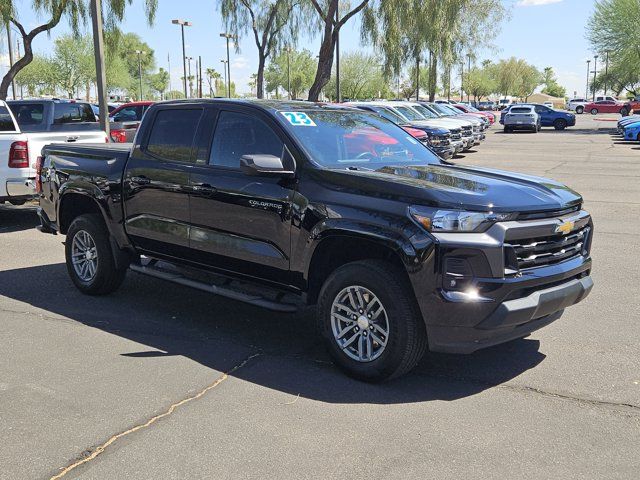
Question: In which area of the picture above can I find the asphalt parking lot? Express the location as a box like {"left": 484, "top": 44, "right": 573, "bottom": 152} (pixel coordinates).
{"left": 1, "top": 113, "right": 639, "bottom": 480}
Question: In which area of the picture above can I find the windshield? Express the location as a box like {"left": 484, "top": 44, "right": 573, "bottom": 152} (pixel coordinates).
{"left": 280, "top": 110, "right": 440, "bottom": 169}
{"left": 429, "top": 104, "right": 452, "bottom": 116}
{"left": 366, "top": 106, "right": 407, "bottom": 125}
{"left": 464, "top": 105, "right": 481, "bottom": 113}
{"left": 412, "top": 105, "right": 438, "bottom": 119}
{"left": 439, "top": 104, "right": 461, "bottom": 115}
{"left": 392, "top": 106, "right": 424, "bottom": 121}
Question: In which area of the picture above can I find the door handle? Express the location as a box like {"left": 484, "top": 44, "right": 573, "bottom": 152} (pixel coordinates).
{"left": 130, "top": 175, "right": 151, "bottom": 186}
{"left": 191, "top": 183, "right": 216, "bottom": 195}
{"left": 66, "top": 136, "right": 79, "bottom": 142}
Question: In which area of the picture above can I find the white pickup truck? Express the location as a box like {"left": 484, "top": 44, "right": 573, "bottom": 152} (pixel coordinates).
{"left": 1, "top": 99, "right": 107, "bottom": 205}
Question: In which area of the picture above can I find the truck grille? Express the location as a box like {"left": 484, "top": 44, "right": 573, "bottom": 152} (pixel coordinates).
{"left": 472, "top": 125, "right": 480, "bottom": 133}
{"left": 461, "top": 126, "right": 473, "bottom": 136}
{"left": 505, "top": 226, "right": 590, "bottom": 270}
{"left": 450, "top": 129, "right": 462, "bottom": 140}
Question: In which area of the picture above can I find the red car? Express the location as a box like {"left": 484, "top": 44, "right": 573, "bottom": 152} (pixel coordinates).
{"left": 109, "top": 101, "right": 154, "bottom": 143}
{"left": 584, "top": 100, "right": 625, "bottom": 115}
{"left": 453, "top": 103, "right": 496, "bottom": 124}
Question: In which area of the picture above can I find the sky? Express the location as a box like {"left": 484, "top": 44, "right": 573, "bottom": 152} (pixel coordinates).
{"left": 2, "top": 0, "right": 599, "bottom": 98}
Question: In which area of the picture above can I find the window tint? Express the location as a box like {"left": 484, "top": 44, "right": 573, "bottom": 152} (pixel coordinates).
{"left": 0, "top": 106, "right": 17, "bottom": 131}
{"left": 511, "top": 107, "right": 532, "bottom": 113}
{"left": 146, "top": 108, "right": 202, "bottom": 162}
{"left": 53, "top": 103, "right": 96, "bottom": 124}
{"left": 113, "top": 106, "right": 139, "bottom": 122}
{"left": 209, "top": 111, "right": 283, "bottom": 168}
{"left": 10, "top": 103, "right": 44, "bottom": 126}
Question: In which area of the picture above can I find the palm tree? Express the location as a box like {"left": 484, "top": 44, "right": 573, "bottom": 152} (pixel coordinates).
{"left": 205, "top": 68, "right": 222, "bottom": 98}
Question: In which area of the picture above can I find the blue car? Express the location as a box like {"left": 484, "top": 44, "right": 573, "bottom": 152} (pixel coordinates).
{"left": 500, "top": 104, "right": 576, "bottom": 130}
{"left": 623, "top": 120, "right": 640, "bottom": 142}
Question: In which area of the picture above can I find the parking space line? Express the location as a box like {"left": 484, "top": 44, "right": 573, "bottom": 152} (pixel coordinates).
{"left": 49, "top": 352, "right": 261, "bottom": 479}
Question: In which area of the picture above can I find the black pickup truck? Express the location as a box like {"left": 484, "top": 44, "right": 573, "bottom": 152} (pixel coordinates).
{"left": 36, "top": 100, "right": 594, "bottom": 381}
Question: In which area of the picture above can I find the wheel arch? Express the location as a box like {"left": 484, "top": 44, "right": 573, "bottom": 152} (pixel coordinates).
{"left": 58, "top": 191, "right": 108, "bottom": 235}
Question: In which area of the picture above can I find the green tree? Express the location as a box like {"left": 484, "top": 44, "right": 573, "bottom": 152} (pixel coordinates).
{"left": 165, "top": 90, "right": 186, "bottom": 100}
{"left": 587, "top": 0, "right": 640, "bottom": 96}
{"left": 15, "top": 55, "right": 58, "bottom": 96}
{"left": 148, "top": 68, "right": 170, "bottom": 100}
{"left": 324, "top": 52, "right": 390, "bottom": 100}
{"left": 51, "top": 34, "right": 95, "bottom": 98}
{"left": 541, "top": 67, "right": 566, "bottom": 98}
{"left": 0, "top": 0, "right": 157, "bottom": 100}
{"left": 218, "top": 0, "right": 299, "bottom": 99}
{"left": 265, "top": 48, "right": 315, "bottom": 99}
{"left": 205, "top": 68, "right": 222, "bottom": 97}
{"left": 464, "top": 66, "right": 496, "bottom": 101}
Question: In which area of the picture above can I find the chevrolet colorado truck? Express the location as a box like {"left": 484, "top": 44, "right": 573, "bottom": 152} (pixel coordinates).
{"left": 36, "top": 100, "right": 594, "bottom": 382}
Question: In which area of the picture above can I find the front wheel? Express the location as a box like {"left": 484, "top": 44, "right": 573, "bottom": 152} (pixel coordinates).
{"left": 317, "top": 260, "right": 427, "bottom": 382}
{"left": 554, "top": 119, "right": 567, "bottom": 130}
{"left": 65, "top": 214, "right": 127, "bottom": 295}
{"left": 575, "top": 106, "right": 584, "bottom": 114}
{"left": 591, "top": 108, "right": 598, "bottom": 115}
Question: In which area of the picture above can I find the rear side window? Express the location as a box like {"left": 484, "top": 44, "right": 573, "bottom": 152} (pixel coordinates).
{"left": 146, "top": 108, "right": 203, "bottom": 162}
{"left": 511, "top": 107, "right": 532, "bottom": 113}
{"left": 53, "top": 103, "right": 96, "bottom": 124}
{"left": 209, "top": 111, "right": 283, "bottom": 169}
{"left": 9, "top": 103, "right": 44, "bottom": 126}
{"left": 0, "top": 106, "right": 17, "bottom": 131}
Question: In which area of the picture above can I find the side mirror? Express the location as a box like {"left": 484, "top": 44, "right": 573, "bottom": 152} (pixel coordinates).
{"left": 240, "top": 154, "right": 294, "bottom": 177}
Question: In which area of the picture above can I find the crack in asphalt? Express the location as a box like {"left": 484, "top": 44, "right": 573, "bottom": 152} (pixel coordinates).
{"left": 48, "top": 352, "right": 261, "bottom": 480}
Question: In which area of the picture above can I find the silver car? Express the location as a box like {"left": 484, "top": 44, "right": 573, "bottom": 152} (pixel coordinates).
{"left": 503, "top": 105, "right": 540, "bottom": 133}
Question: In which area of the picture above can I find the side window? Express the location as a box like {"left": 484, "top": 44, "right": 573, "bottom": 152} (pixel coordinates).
{"left": 53, "top": 103, "right": 96, "bottom": 124}
{"left": 146, "top": 108, "right": 203, "bottom": 163}
{"left": 113, "top": 106, "right": 137, "bottom": 121}
{"left": 209, "top": 111, "right": 284, "bottom": 169}
{"left": 0, "top": 106, "right": 17, "bottom": 131}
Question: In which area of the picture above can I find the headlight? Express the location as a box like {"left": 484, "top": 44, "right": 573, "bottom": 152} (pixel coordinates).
{"left": 409, "top": 206, "right": 514, "bottom": 233}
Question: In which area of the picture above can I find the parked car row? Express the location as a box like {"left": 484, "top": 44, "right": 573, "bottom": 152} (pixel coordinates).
{"left": 344, "top": 100, "right": 495, "bottom": 160}
{"left": 617, "top": 114, "right": 640, "bottom": 143}
{"left": 499, "top": 103, "right": 576, "bottom": 132}
{"left": 566, "top": 96, "right": 633, "bottom": 116}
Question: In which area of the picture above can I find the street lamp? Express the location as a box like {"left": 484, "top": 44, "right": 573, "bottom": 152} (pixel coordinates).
{"left": 592, "top": 54, "right": 598, "bottom": 102}
{"left": 286, "top": 46, "right": 291, "bottom": 100}
{"left": 186, "top": 56, "right": 193, "bottom": 98}
{"left": 221, "top": 60, "right": 228, "bottom": 98}
{"left": 172, "top": 19, "right": 192, "bottom": 98}
{"left": 220, "top": 33, "right": 236, "bottom": 98}
{"left": 585, "top": 59, "right": 591, "bottom": 100}
{"left": 135, "top": 50, "right": 146, "bottom": 100}
{"left": 467, "top": 53, "right": 472, "bottom": 103}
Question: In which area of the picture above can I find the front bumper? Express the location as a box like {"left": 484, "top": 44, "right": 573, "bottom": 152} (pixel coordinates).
{"left": 462, "top": 136, "right": 475, "bottom": 149}
{"left": 433, "top": 145, "right": 455, "bottom": 160}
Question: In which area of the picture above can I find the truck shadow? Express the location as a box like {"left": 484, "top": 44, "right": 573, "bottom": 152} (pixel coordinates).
{"left": 0, "top": 263, "right": 546, "bottom": 404}
{"left": 0, "top": 204, "right": 39, "bottom": 234}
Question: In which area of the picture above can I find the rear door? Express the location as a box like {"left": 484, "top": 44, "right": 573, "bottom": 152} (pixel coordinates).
{"left": 122, "top": 105, "right": 203, "bottom": 257}
{"left": 534, "top": 105, "right": 554, "bottom": 126}
{"left": 187, "top": 106, "right": 296, "bottom": 283}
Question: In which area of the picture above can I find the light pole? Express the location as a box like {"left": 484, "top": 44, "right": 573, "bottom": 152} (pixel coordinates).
{"left": 90, "top": 0, "right": 109, "bottom": 137}
{"left": 604, "top": 50, "right": 610, "bottom": 96}
{"left": 186, "top": 56, "right": 193, "bottom": 98}
{"left": 467, "top": 54, "right": 472, "bottom": 103}
{"left": 221, "top": 60, "right": 228, "bottom": 98}
{"left": 286, "top": 46, "right": 291, "bottom": 100}
{"left": 585, "top": 59, "right": 591, "bottom": 100}
{"left": 592, "top": 54, "right": 598, "bottom": 101}
{"left": 220, "top": 33, "right": 236, "bottom": 98}
{"left": 335, "top": 7, "right": 340, "bottom": 102}
{"left": 172, "top": 19, "right": 192, "bottom": 99}
{"left": 135, "top": 50, "right": 146, "bottom": 100}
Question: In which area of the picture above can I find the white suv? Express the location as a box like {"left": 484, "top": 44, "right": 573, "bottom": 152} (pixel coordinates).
{"left": 567, "top": 98, "right": 588, "bottom": 113}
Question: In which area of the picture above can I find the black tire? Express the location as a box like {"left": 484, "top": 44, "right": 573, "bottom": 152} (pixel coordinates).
{"left": 575, "top": 106, "right": 584, "bottom": 114}
{"left": 591, "top": 108, "right": 598, "bottom": 115}
{"left": 503, "top": 126, "right": 511, "bottom": 133}
{"left": 620, "top": 107, "right": 629, "bottom": 116}
{"left": 317, "top": 260, "right": 427, "bottom": 382}
{"left": 554, "top": 119, "right": 567, "bottom": 130}
{"left": 65, "top": 214, "right": 127, "bottom": 295}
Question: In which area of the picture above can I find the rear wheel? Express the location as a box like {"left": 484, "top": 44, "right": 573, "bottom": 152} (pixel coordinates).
{"left": 591, "top": 108, "right": 598, "bottom": 115}
{"left": 620, "top": 107, "right": 629, "bottom": 116}
{"left": 554, "top": 119, "right": 567, "bottom": 130}
{"left": 575, "top": 106, "right": 584, "bottom": 114}
{"left": 65, "top": 214, "right": 127, "bottom": 295}
{"left": 317, "top": 260, "right": 427, "bottom": 382}
{"left": 503, "top": 126, "right": 511, "bottom": 133}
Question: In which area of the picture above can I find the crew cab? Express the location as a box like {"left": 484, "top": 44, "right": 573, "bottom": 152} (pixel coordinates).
{"left": 37, "top": 100, "right": 594, "bottom": 382}
{"left": 620, "top": 96, "right": 640, "bottom": 117}
{"left": 0, "top": 100, "right": 31, "bottom": 205}
{"left": 500, "top": 104, "right": 576, "bottom": 130}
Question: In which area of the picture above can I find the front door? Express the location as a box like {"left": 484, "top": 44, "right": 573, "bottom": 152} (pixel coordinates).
{"left": 188, "top": 107, "right": 296, "bottom": 284}
{"left": 123, "top": 106, "right": 203, "bottom": 258}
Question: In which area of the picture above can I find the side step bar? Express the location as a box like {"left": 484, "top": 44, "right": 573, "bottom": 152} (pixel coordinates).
{"left": 129, "top": 261, "right": 298, "bottom": 313}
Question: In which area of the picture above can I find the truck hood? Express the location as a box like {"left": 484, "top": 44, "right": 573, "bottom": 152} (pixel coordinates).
{"left": 322, "top": 164, "right": 582, "bottom": 213}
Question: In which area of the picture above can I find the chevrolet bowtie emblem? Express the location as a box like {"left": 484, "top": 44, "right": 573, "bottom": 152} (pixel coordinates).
{"left": 555, "top": 220, "right": 575, "bottom": 234}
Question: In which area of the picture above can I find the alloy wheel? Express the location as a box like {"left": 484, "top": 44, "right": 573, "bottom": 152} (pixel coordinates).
{"left": 71, "top": 230, "right": 98, "bottom": 282}
{"left": 330, "top": 285, "right": 390, "bottom": 362}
